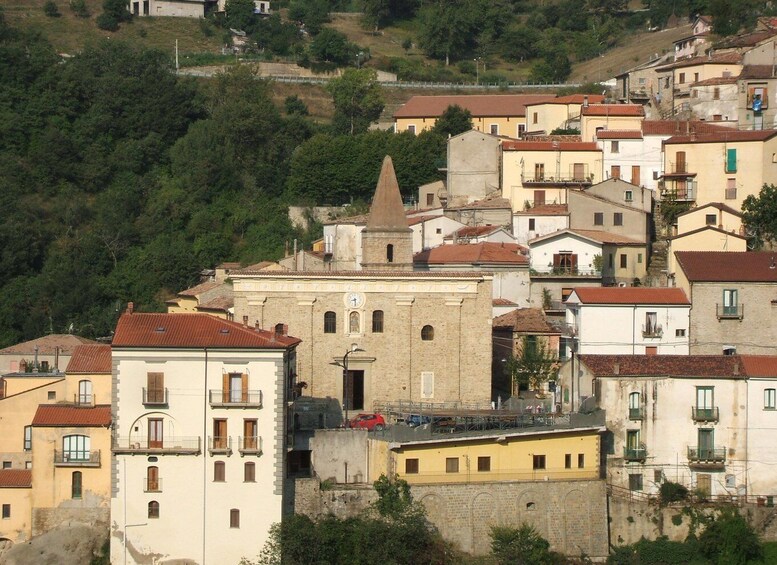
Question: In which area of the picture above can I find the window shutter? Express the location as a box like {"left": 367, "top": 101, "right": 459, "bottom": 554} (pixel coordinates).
{"left": 223, "top": 373, "right": 229, "bottom": 403}
{"left": 726, "top": 148, "right": 737, "bottom": 172}
{"left": 553, "top": 254, "right": 561, "bottom": 268}
{"left": 241, "top": 374, "right": 249, "bottom": 403}
{"left": 570, "top": 254, "right": 578, "bottom": 269}
{"left": 421, "top": 372, "right": 434, "bottom": 399}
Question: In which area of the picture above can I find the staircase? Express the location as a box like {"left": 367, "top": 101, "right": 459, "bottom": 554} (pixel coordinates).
{"left": 645, "top": 207, "right": 671, "bottom": 287}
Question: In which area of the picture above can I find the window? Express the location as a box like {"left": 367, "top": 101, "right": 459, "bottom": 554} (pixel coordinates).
{"left": 23, "top": 426, "right": 31, "bottom": 452}
{"left": 78, "top": 380, "right": 92, "bottom": 405}
{"left": 565, "top": 454, "right": 572, "bottom": 469}
{"left": 578, "top": 454, "right": 585, "bottom": 468}
{"left": 532, "top": 455, "right": 546, "bottom": 470}
{"left": 421, "top": 325, "right": 434, "bottom": 341}
{"left": 71, "top": 471, "right": 82, "bottom": 499}
{"left": 608, "top": 254, "right": 614, "bottom": 268}
{"left": 407, "top": 125, "right": 416, "bottom": 135}
{"left": 679, "top": 72, "right": 685, "bottom": 84}
{"left": 445, "top": 457, "right": 459, "bottom": 473}
{"left": 676, "top": 329, "right": 686, "bottom": 337}
{"left": 528, "top": 218, "right": 536, "bottom": 231}
{"left": 629, "top": 473, "right": 643, "bottom": 491}
{"left": 148, "top": 501, "right": 159, "bottom": 519}
{"left": 230, "top": 509, "right": 240, "bottom": 528}
{"left": 613, "top": 213, "right": 623, "bottom": 226}
{"left": 533, "top": 190, "right": 545, "bottom": 206}
{"left": 2, "top": 462, "right": 10, "bottom": 469}
{"left": 611, "top": 165, "right": 621, "bottom": 179}
{"left": 435, "top": 228, "right": 442, "bottom": 234}
{"left": 244, "top": 462, "right": 256, "bottom": 482}
{"left": 693, "top": 72, "right": 699, "bottom": 82}
{"left": 645, "top": 312, "right": 657, "bottom": 335}
{"left": 477, "top": 456, "right": 491, "bottom": 472}
{"left": 214, "top": 461, "right": 225, "bottom": 482}
{"left": 637, "top": 253, "right": 643, "bottom": 264}
{"left": 620, "top": 254, "right": 627, "bottom": 269}
{"left": 48, "top": 391, "right": 55, "bottom": 400}
{"left": 534, "top": 163, "right": 545, "bottom": 181}
{"left": 722, "top": 289, "right": 738, "bottom": 316}
{"left": 146, "top": 466, "right": 160, "bottom": 492}
{"left": 654, "top": 469, "right": 664, "bottom": 484}
{"left": 713, "top": 87, "right": 720, "bottom": 100}
{"left": 426, "top": 193, "right": 434, "bottom": 206}
{"left": 213, "top": 419, "right": 227, "bottom": 451}
{"left": 705, "top": 214, "right": 717, "bottom": 225}
{"left": 532, "top": 112, "right": 538, "bottom": 124}
{"left": 2, "top": 504, "right": 9, "bottom": 519}
{"left": 594, "top": 212, "right": 604, "bottom": 225}
{"left": 349, "top": 311, "right": 360, "bottom": 334}
{"left": 553, "top": 252, "right": 577, "bottom": 273}
{"left": 624, "top": 190, "right": 633, "bottom": 202}
{"left": 765, "top": 389, "right": 776, "bottom": 410}
{"left": 146, "top": 372, "right": 165, "bottom": 404}
{"left": 386, "top": 244, "right": 394, "bottom": 263}
{"left": 63, "top": 435, "right": 90, "bottom": 462}
{"left": 726, "top": 148, "right": 737, "bottom": 173}
{"left": 626, "top": 430, "right": 641, "bottom": 455}
{"left": 611, "top": 141, "right": 619, "bottom": 153}
{"left": 324, "top": 311, "right": 337, "bottom": 334}
{"left": 405, "top": 458, "right": 419, "bottom": 474}
{"left": 629, "top": 392, "right": 641, "bottom": 419}
{"left": 573, "top": 163, "right": 585, "bottom": 181}
{"left": 725, "top": 178, "right": 736, "bottom": 200}
{"left": 645, "top": 346, "right": 657, "bottom": 355}
{"left": 490, "top": 124, "right": 499, "bottom": 135}
{"left": 243, "top": 419, "right": 258, "bottom": 451}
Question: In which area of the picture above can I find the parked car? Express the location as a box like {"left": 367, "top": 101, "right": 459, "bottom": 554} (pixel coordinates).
{"left": 348, "top": 413, "right": 386, "bottom": 431}
{"left": 405, "top": 414, "right": 431, "bottom": 427}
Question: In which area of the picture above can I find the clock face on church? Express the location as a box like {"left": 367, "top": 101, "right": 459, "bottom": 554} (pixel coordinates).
{"left": 345, "top": 292, "right": 365, "bottom": 308}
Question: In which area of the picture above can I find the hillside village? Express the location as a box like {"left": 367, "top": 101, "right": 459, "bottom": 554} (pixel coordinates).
{"left": 7, "top": 7, "right": 777, "bottom": 565}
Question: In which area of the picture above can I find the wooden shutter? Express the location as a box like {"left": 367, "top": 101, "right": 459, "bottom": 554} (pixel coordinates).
{"left": 553, "top": 254, "right": 561, "bottom": 268}
{"left": 631, "top": 166, "right": 640, "bottom": 186}
{"left": 534, "top": 190, "right": 546, "bottom": 206}
{"left": 570, "top": 254, "right": 578, "bottom": 269}
{"left": 676, "top": 151, "right": 686, "bottom": 173}
{"left": 241, "top": 374, "right": 248, "bottom": 403}
{"left": 222, "top": 373, "right": 229, "bottom": 403}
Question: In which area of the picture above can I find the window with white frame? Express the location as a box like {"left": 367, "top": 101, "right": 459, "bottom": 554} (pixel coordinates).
{"left": 62, "top": 435, "right": 90, "bottom": 462}
{"left": 765, "top": 388, "right": 776, "bottom": 410}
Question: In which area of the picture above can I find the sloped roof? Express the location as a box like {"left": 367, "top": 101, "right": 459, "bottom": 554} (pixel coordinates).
{"left": 365, "top": 156, "right": 410, "bottom": 232}
{"left": 230, "top": 269, "right": 486, "bottom": 279}
{"left": 526, "top": 94, "right": 605, "bottom": 106}
{"left": 740, "top": 355, "right": 777, "bottom": 377}
{"left": 532, "top": 229, "right": 642, "bottom": 245}
{"left": 112, "top": 312, "right": 300, "bottom": 349}
{"left": 449, "top": 226, "right": 504, "bottom": 238}
{"left": 493, "top": 308, "right": 559, "bottom": 333}
{"left": 577, "top": 354, "right": 743, "bottom": 378}
{"left": 656, "top": 52, "right": 742, "bottom": 71}
{"left": 66, "top": 344, "right": 111, "bottom": 374}
{"left": 675, "top": 252, "right": 777, "bottom": 282}
{"left": 515, "top": 204, "right": 569, "bottom": 216}
{"left": 596, "top": 130, "right": 643, "bottom": 140}
{"left": 642, "top": 120, "right": 729, "bottom": 136}
{"left": 740, "top": 65, "right": 774, "bottom": 79}
{"left": 178, "top": 280, "right": 221, "bottom": 297}
{"left": 714, "top": 30, "right": 777, "bottom": 49}
{"left": 571, "top": 287, "right": 690, "bottom": 305}
{"left": 676, "top": 202, "right": 742, "bottom": 218}
{"left": 414, "top": 243, "right": 528, "bottom": 266}
{"left": 665, "top": 130, "right": 777, "bottom": 144}
{"left": 581, "top": 104, "right": 644, "bottom": 117}
{"left": 692, "top": 76, "right": 738, "bottom": 87}
{"left": 493, "top": 298, "right": 518, "bottom": 306}
{"left": 0, "top": 470, "right": 31, "bottom": 488}
{"left": 196, "top": 296, "right": 234, "bottom": 312}
{"left": 32, "top": 404, "right": 112, "bottom": 427}
{"left": 393, "top": 94, "right": 555, "bottom": 119}
{"left": 669, "top": 225, "right": 747, "bottom": 241}
{"left": 0, "top": 334, "right": 97, "bottom": 356}
{"left": 446, "top": 197, "right": 512, "bottom": 210}
{"left": 407, "top": 215, "right": 440, "bottom": 227}
{"left": 502, "top": 140, "right": 599, "bottom": 152}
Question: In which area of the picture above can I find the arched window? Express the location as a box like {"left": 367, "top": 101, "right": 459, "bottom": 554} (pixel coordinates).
{"left": 421, "top": 325, "right": 434, "bottom": 341}
{"left": 62, "top": 435, "right": 90, "bottom": 462}
{"left": 372, "top": 310, "right": 384, "bottom": 333}
{"left": 349, "top": 311, "right": 360, "bottom": 334}
{"left": 324, "top": 311, "right": 336, "bottom": 334}
{"left": 629, "top": 392, "right": 641, "bottom": 419}
{"left": 214, "top": 461, "right": 225, "bottom": 482}
{"left": 148, "top": 501, "right": 160, "bottom": 519}
{"left": 71, "top": 471, "right": 82, "bottom": 499}
{"left": 386, "top": 244, "right": 394, "bottom": 263}
{"left": 78, "top": 380, "right": 92, "bottom": 405}
{"left": 146, "top": 466, "right": 159, "bottom": 492}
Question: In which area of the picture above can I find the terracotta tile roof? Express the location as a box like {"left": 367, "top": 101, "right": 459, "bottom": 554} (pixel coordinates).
{"left": 393, "top": 94, "right": 555, "bottom": 119}
{"left": 581, "top": 104, "right": 644, "bottom": 117}
{"left": 501, "top": 140, "right": 600, "bottom": 151}
{"left": 450, "top": 226, "right": 502, "bottom": 238}
{"left": 656, "top": 52, "right": 742, "bottom": 70}
{"left": 178, "top": 280, "right": 221, "bottom": 297}
{"left": 670, "top": 225, "right": 747, "bottom": 241}
{"left": 493, "top": 298, "right": 517, "bottom": 306}
{"left": 407, "top": 215, "right": 439, "bottom": 226}
{"left": 527, "top": 94, "right": 605, "bottom": 106}
{"left": 665, "top": 129, "right": 777, "bottom": 144}
{"left": 714, "top": 30, "right": 777, "bottom": 49}
{"left": 217, "top": 262, "right": 242, "bottom": 269}
{"left": 571, "top": 287, "right": 690, "bottom": 305}
{"left": 515, "top": 204, "right": 569, "bottom": 216}
{"left": 242, "top": 261, "right": 276, "bottom": 271}
{"left": 676, "top": 202, "right": 742, "bottom": 218}
{"left": 692, "top": 76, "right": 738, "bottom": 86}
{"left": 366, "top": 156, "right": 409, "bottom": 231}
{"left": 675, "top": 251, "right": 777, "bottom": 282}
{"left": 493, "top": 308, "right": 559, "bottom": 333}
{"left": 446, "top": 197, "right": 512, "bottom": 210}
{"left": 739, "top": 355, "right": 777, "bottom": 377}
{"left": 641, "top": 120, "right": 729, "bottom": 136}
{"left": 414, "top": 243, "right": 528, "bottom": 266}
{"left": 596, "top": 130, "right": 643, "bottom": 139}
{"left": 66, "top": 345, "right": 111, "bottom": 374}
{"left": 32, "top": 404, "right": 111, "bottom": 427}
{"left": 112, "top": 312, "right": 301, "bottom": 349}
{"left": 739, "top": 65, "right": 775, "bottom": 79}
{"left": 0, "top": 335, "right": 97, "bottom": 355}
{"left": 0, "top": 470, "right": 31, "bottom": 488}
{"left": 196, "top": 296, "right": 234, "bottom": 312}
{"left": 231, "top": 270, "right": 487, "bottom": 279}
{"left": 577, "top": 354, "right": 743, "bottom": 377}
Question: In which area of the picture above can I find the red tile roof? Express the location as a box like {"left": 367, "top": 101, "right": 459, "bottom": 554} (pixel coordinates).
{"left": 527, "top": 94, "right": 605, "bottom": 106}
{"left": 493, "top": 298, "right": 518, "bottom": 306}
{"left": 393, "top": 94, "right": 555, "bottom": 119}
{"left": 740, "top": 355, "right": 777, "bottom": 377}
{"left": 516, "top": 204, "right": 569, "bottom": 216}
{"left": 231, "top": 270, "right": 487, "bottom": 279}
{"left": 0, "top": 335, "right": 97, "bottom": 355}
{"left": 196, "top": 296, "right": 234, "bottom": 312}
{"left": 66, "top": 345, "right": 111, "bottom": 374}
{"left": 502, "top": 140, "right": 600, "bottom": 152}
{"left": 641, "top": 120, "right": 730, "bottom": 135}
{"left": 178, "top": 280, "right": 221, "bottom": 297}
{"left": 581, "top": 104, "right": 644, "bottom": 117}
{"left": 596, "top": 130, "right": 643, "bottom": 140}
{"left": 714, "top": 30, "right": 777, "bottom": 49}
{"left": 414, "top": 243, "right": 529, "bottom": 266}
{"left": 656, "top": 52, "right": 742, "bottom": 71}
{"left": 675, "top": 252, "right": 777, "bottom": 282}
{"left": 112, "top": 312, "right": 301, "bottom": 349}
{"left": 493, "top": 308, "right": 559, "bottom": 333}
{"left": 0, "top": 470, "right": 31, "bottom": 488}
{"left": 665, "top": 130, "right": 777, "bottom": 144}
{"left": 739, "top": 65, "right": 774, "bottom": 79}
{"left": 32, "top": 404, "right": 111, "bottom": 427}
{"left": 571, "top": 287, "right": 690, "bottom": 305}
{"left": 578, "top": 354, "right": 743, "bottom": 377}
{"left": 692, "top": 76, "right": 738, "bottom": 87}
{"left": 450, "top": 226, "right": 502, "bottom": 238}
{"left": 407, "top": 215, "right": 439, "bottom": 226}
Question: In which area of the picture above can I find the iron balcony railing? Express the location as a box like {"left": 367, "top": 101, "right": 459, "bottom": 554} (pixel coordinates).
{"left": 623, "top": 445, "right": 647, "bottom": 462}
{"left": 688, "top": 446, "right": 726, "bottom": 464}
{"left": 692, "top": 406, "right": 719, "bottom": 422}
{"left": 143, "top": 478, "right": 163, "bottom": 493}
{"left": 208, "top": 436, "right": 232, "bottom": 456}
{"left": 208, "top": 390, "right": 263, "bottom": 408}
{"left": 54, "top": 449, "right": 101, "bottom": 467}
{"left": 238, "top": 435, "right": 263, "bottom": 455}
{"left": 142, "top": 387, "right": 168, "bottom": 406}
{"left": 642, "top": 324, "right": 663, "bottom": 338}
{"left": 113, "top": 436, "right": 201, "bottom": 455}
{"left": 73, "top": 394, "right": 94, "bottom": 407}
{"left": 628, "top": 407, "right": 644, "bottom": 421}
{"left": 717, "top": 303, "right": 744, "bottom": 320}
{"left": 660, "top": 182, "right": 696, "bottom": 202}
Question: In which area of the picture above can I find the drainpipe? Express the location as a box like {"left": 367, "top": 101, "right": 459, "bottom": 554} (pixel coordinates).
{"left": 632, "top": 305, "right": 636, "bottom": 355}
{"left": 202, "top": 348, "right": 208, "bottom": 564}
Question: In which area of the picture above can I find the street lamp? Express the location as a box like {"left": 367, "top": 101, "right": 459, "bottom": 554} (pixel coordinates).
{"left": 332, "top": 343, "right": 365, "bottom": 426}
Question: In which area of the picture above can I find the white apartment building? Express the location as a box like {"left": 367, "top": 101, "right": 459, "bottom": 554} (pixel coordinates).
{"left": 110, "top": 307, "right": 299, "bottom": 565}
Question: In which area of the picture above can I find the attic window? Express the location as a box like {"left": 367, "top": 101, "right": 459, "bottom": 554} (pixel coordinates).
{"left": 154, "top": 327, "right": 166, "bottom": 333}
{"left": 219, "top": 328, "right": 230, "bottom": 334}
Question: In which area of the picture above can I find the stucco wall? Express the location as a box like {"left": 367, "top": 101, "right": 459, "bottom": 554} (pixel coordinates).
{"left": 446, "top": 131, "right": 501, "bottom": 203}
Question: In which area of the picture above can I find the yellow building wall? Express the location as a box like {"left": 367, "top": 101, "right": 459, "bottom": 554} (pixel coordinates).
{"left": 668, "top": 231, "right": 747, "bottom": 274}
{"left": 677, "top": 208, "right": 742, "bottom": 235}
{"left": 526, "top": 104, "right": 581, "bottom": 134}
{"left": 673, "top": 63, "right": 743, "bottom": 95}
{"left": 605, "top": 245, "right": 649, "bottom": 283}
{"left": 389, "top": 431, "right": 600, "bottom": 484}
{"left": 396, "top": 116, "right": 526, "bottom": 138}
{"left": 0, "top": 380, "right": 65, "bottom": 455}
{"left": 63, "top": 373, "right": 111, "bottom": 406}
{"left": 167, "top": 296, "right": 199, "bottom": 314}
{"left": 0, "top": 487, "right": 31, "bottom": 542}
{"left": 3, "top": 376, "right": 62, "bottom": 398}
{"left": 581, "top": 115, "right": 644, "bottom": 142}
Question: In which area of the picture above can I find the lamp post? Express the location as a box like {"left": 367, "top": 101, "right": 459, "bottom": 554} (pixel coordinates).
{"left": 337, "top": 343, "right": 364, "bottom": 426}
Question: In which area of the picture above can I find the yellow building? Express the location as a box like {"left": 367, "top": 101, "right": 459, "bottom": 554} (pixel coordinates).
{"left": 0, "top": 470, "right": 32, "bottom": 544}
{"left": 393, "top": 94, "right": 555, "bottom": 138}
{"left": 501, "top": 140, "right": 602, "bottom": 211}
{"left": 381, "top": 427, "right": 603, "bottom": 485}
{"left": 667, "top": 226, "right": 747, "bottom": 275}
{"left": 524, "top": 94, "right": 605, "bottom": 135}
{"left": 580, "top": 104, "right": 645, "bottom": 142}
{"left": 655, "top": 52, "right": 743, "bottom": 101}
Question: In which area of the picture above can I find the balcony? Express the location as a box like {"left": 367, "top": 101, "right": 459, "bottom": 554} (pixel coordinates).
{"left": 54, "top": 449, "right": 101, "bottom": 467}
{"left": 112, "top": 436, "right": 201, "bottom": 455}
{"left": 692, "top": 406, "right": 719, "bottom": 422}
{"left": 208, "top": 389, "right": 263, "bottom": 408}
{"left": 238, "top": 435, "right": 263, "bottom": 456}
{"left": 143, "top": 478, "right": 163, "bottom": 493}
{"left": 142, "top": 388, "right": 168, "bottom": 406}
{"left": 642, "top": 324, "right": 663, "bottom": 338}
{"left": 660, "top": 182, "right": 696, "bottom": 202}
{"left": 688, "top": 446, "right": 726, "bottom": 468}
{"left": 628, "top": 407, "right": 644, "bottom": 421}
{"left": 717, "top": 304, "right": 743, "bottom": 320}
{"left": 530, "top": 267, "right": 602, "bottom": 279}
{"left": 664, "top": 161, "right": 695, "bottom": 176}
{"left": 73, "top": 394, "right": 94, "bottom": 407}
{"left": 522, "top": 174, "right": 593, "bottom": 188}
{"left": 208, "top": 436, "right": 232, "bottom": 456}
{"left": 624, "top": 445, "right": 647, "bottom": 462}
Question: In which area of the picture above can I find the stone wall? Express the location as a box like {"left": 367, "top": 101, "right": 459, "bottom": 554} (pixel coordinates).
{"left": 31, "top": 507, "right": 109, "bottom": 538}
{"left": 293, "top": 478, "right": 609, "bottom": 559}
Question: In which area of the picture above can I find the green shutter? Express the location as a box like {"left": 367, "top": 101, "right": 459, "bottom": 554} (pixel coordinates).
{"left": 726, "top": 148, "right": 737, "bottom": 173}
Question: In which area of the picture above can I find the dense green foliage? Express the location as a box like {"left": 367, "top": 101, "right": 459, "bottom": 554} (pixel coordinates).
{"left": 490, "top": 523, "right": 562, "bottom": 565}
{"left": 742, "top": 183, "right": 777, "bottom": 248}
{"left": 431, "top": 105, "right": 473, "bottom": 138}
{"left": 659, "top": 481, "right": 689, "bottom": 505}
{"left": 326, "top": 68, "right": 384, "bottom": 135}
{"left": 504, "top": 336, "right": 559, "bottom": 394}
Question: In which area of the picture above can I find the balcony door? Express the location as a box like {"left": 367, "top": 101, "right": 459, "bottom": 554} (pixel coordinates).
{"left": 626, "top": 430, "right": 640, "bottom": 452}
{"left": 631, "top": 166, "right": 640, "bottom": 186}
{"left": 696, "top": 387, "right": 714, "bottom": 420}
{"left": 147, "top": 466, "right": 159, "bottom": 492}
{"left": 244, "top": 420, "right": 257, "bottom": 450}
{"left": 213, "top": 419, "right": 227, "bottom": 449}
{"left": 698, "top": 428, "right": 714, "bottom": 459}
{"left": 148, "top": 419, "right": 163, "bottom": 449}
{"left": 676, "top": 151, "right": 686, "bottom": 173}
{"left": 230, "top": 373, "right": 243, "bottom": 403}
{"left": 78, "top": 380, "right": 92, "bottom": 405}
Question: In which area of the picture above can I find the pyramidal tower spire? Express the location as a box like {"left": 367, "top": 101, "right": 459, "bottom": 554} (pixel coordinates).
{"left": 361, "top": 156, "right": 413, "bottom": 271}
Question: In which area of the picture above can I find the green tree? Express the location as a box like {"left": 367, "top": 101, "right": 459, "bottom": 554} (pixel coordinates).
{"left": 43, "top": 1, "right": 61, "bottom": 17}
{"left": 418, "top": 0, "right": 477, "bottom": 65}
{"left": 505, "top": 336, "right": 558, "bottom": 395}
{"left": 490, "top": 523, "right": 557, "bottom": 565}
{"left": 309, "top": 28, "right": 357, "bottom": 65}
{"left": 741, "top": 183, "right": 777, "bottom": 248}
{"left": 225, "top": 0, "right": 256, "bottom": 32}
{"left": 284, "top": 95, "right": 309, "bottom": 116}
{"left": 699, "top": 508, "right": 763, "bottom": 565}
{"left": 431, "top": 104, "right": 472, "bottom": 137}
{"left": 98, "top": 0, "right": 130, "bottom": 30}
{"left": 362, "top": 0, "right": 390, "bottom": 30}
{"left": 327, "top": 68, "right": 384, "bottom": 135}
{"left": 530, "top": 49, "right": 572, "bottom": 83}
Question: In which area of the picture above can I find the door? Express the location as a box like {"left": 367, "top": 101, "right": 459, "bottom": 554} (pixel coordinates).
{"left": 78, "top": 380, "right": 92, "bottom": 405}
{"left": 698, "top": 429, "right": 714, "bottom": 459}
{"left": 533, "top": 190, "right": 546, "bottom": 206}
{"left": 147, "top": 372, "right": 164, "bottom": 403}
{"left": 230, "top": 374, "right": 243, "bottom": 403}
{"left": 147, "top": 466, "right": 159, "bottom": 492}
{"left": 213, "top": 419, "right": 227, "bottom": 449}
{"left": 697, "top": 473, "right": 711, "bottom": 498}
{"left": 611, "top": 165, "right": 621, "bottom": 179}
{"left": 148, "top": 419, "right": 163, "bottom": 449}
{"left": 347, "top": 370, "right": 365, "bottom": 411}
{"left": 244, "top": 420, "right": 257, "bottom": 450}
{"left": 676, "top": 151, "right": 686, "bottom": 173}
{"left": 631, "top": 166, "right": 640, "bottom": 186}
{"left": 573, "top": 163, "right": 585, "bottom": 181}
{"left": 696, "top": 387, "right": 714, "bottom": 420}
{"left": 534, "top": 163, "right": 545, "bottom": 181}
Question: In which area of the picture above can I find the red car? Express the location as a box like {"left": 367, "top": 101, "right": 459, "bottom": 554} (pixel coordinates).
{"left": 348, "top": 413, "right": 386, "bottom": 431}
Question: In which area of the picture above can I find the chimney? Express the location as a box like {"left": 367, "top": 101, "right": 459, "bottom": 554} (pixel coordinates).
{"left": 733, "top": 359, "right": 739, "bottom": 376}
{"left": 127, "top": 302, "right": 134, "bottom": 314}
{"left": 242, "top": 315, "right": 249, "bottom": 328}
{"left": 613, "top": 362, "right": 620, "bottom": 375}
{"left": 275, "top": 323, "right": 288, "bottom": 338}
{"left": 583, "top": 95, "right": 589, "bottom": 108}
{"left": 255, "top": 321, "right": 261, "bottom": 331}
{"left": 54, "top": 346, "right": 60, "bottom": 372}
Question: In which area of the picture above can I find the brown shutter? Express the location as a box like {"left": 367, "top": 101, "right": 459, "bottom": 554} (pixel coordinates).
{"left": 571, "top": 254, "right": 578, "bottom": 269}
{"left": 553, "top": 254, "right": 561, "bottom": 268}
{"left": 223, "top": 373, "right": 229, "bottom": 403}
{"left": 242, "top": 374, "right": 248, "bottom": 403}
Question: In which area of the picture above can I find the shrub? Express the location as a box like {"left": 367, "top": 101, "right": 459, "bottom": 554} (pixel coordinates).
{"left": 659, "top": 481, "right": 689, "bottom": 505}
{"left": 491, "top": 523, "right": 557, "bottom": 565}
{"left": 70, "top": 0, "right": 90, "bottom": 17}
{"left": 96, "top": 12, "right": 119, "bottom": 30}
{"left": 699, "top": 508, "right": 763, "bottom": 565}
{"left": 44, "top": 1, "right": 61, "bottom": 17}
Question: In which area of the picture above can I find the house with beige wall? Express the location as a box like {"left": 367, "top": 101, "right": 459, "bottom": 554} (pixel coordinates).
{"left": 668, "top": 227, "right": 748, "bottom": 274}
{"left": 580, "top": 104, "right": 645, "bottom": 142}
{"left": 568, "top": 185, "right": 651, "bottom": 245}
{"left": 444, "top": 130, "right": 502, "bottom": 206}
{"left": 0, "top": 334, "right": 95, "bottom": 378}
{"left": 654, "top": 53, "right": 743, "bottom": 110}
{"left": 688, "top": 77, "right": 739, "bottom": 125}
{"left": 523, "top": 94, "right": 604, "bottom": 135}
{"left": 0, "top": 470, "right": 31, "bottom": 545}
{"left": 737, "top": 64, "right": 777, "bottom": 131}
{"left": 513, "top": 204, "right": 569, "bottom": 245}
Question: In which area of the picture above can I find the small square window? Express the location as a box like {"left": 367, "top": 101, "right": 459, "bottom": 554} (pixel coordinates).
{"left": 1, "top": 462, "right": 10, "bottom": 469}
{"left": 490, "top": 124, "right": 499, "bottom": 135}
{"left": 594, "top": 212, "right": 604, "bottom": 226}
{"left": 435, "top": 228, "right": 442, "bottom": 234}
{"left": 624, "top": 190, "right": 633, "bottom": 202}
{"left": 405, "top": 458, "right": 419, "bottom": 474}
{"left": 613, "top": 213, "right": 623, "bottom": 226}
{"left": 477, "top": 456, "right": 490, "bottom": 472}
{"left": 611, "top": 141, "right": 619, "bottom": 153}
{"left": 629, "top": 473, "right": 643, "bottom": 491}
{"left": 244, "top": 462, "right": 256, "bottom": 482}
{"left": 654, "top": 469, "right": 664, "bottom": 484}
{"left": 214, "top": 461, "right": 225, "bottom": 482}
{"left": 564, "top": 454, "right": 571, "bottom": 469}
{"left": 676, "top": 329, "right": 686, "bottom": 337}
{"left": 426, "top": 193, "right": 434, "bottom": 206}
{"left": 529, "top": 218, "right": 536, "bottom": 231}
{"left": 47, "top": 391, "right": 56, "bottom": 400}
{"left": 578, "top": 454, "right": 585, "bottom": 468}
{"left": 706, "top": 214, "right": 717, "bottom": 225}
{"left": 407, "top": 125, "right": 416, "bottom": 135}
{"left": 446, "top": 457, "right": 459, "bottom": 473}
{"left": 1, "top": 504, "right": 9, "bottom": 519}
{"left": 532, "top": 455, "right": 546, "bottom": 470}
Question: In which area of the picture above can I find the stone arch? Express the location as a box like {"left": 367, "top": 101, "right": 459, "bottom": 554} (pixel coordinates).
{"left": 516, "top": 489, "right": 548, "bottom": 539}
{"left": 562, "top": 488, "right": 591, "bottom": 556}
{"left": 470, "top": 492, "right": 498, "bottom": 555}
{"left": 419, "top": 493, "right": 447, "bottom": 539}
